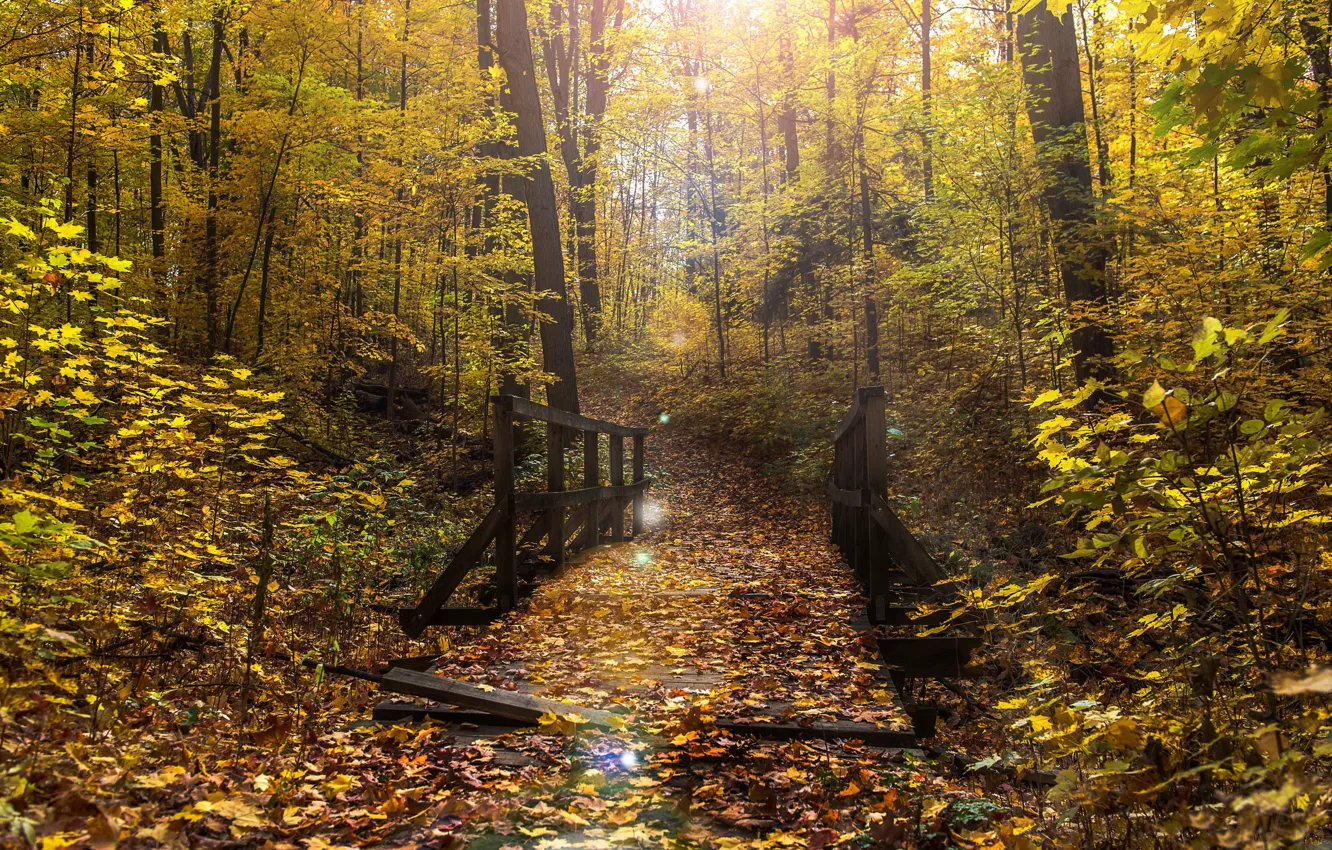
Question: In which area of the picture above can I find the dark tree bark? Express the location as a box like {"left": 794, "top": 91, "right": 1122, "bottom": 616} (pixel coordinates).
{"left": 542, "top": 0, "right": 624, "bottom": 348}
{"left": 1301, "top": 7, "right": 1332, "bottom": 226}
{"left": 1019, "top": 1, "right": 1113, "bottom": 382}
{"left": 204, "top": 13, "right": 224, "bottom": 355}
{"left": 387, "top": 0, "right": 410, "bottom": 423}
{"left": 149, "top": 11, "right": 165, "bottom": 266}
{"left": 254, "top": 215, "right": 275, "bottom": 361}
{"left": 921, "top": 0, "right": 933, "bottom": 200}
{"left": 496, "top": 0, "right": 580, "bottom": 414}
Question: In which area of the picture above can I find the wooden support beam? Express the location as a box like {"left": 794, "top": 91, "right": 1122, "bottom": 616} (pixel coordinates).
{"left": 609, "top": 434, "right": 624, "bottom": 542}
{"left": 546, "top": 422, "right": 565, "bottom": 568}
{"left": 583, "top": 429, "right": 600, "bottom": 549}
{"left": 862, "top": 388, "right": 890, "bottom": 622}
{"left": 827, "top": 479, "right": 865, "bottom": 506}
{"left": 632, "top": 433, "right": 646, "bottom": 536}
{"left": 494, "top": 403, "right": 517, "bottom": 611}
{"left": 716, "top": 719, "right": 916, "bottom": 749}
{"left": 877, "top": 636, "right": 983, "bottom": 678}
{"left": 401, "top": 503, "right": 505, "bottom": 638}
{"left": 380, "top": 668, "right": 618, "bottom": 728}
{"left": 372, "top": 700, "right": 532, "bottom": 727}
{"left": 868, "top": 492, "right": 948, "bottom": 586}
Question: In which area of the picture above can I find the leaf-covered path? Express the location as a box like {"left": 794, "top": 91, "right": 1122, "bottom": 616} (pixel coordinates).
{"left": 359, "top": 420, "right": 922, "bottom": 848}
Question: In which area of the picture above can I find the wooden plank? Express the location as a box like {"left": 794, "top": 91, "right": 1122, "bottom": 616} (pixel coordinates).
{"left": 546, "top": 422, "right": 565, "bottom": 568}
{"left": 513, "top": 478, "right": 652, "bottom": 512}
{"left": 427, "top": 607, "right": 503, "bottom": 626}
{"left": 517, "top": 517, "right": 548, "bottom": 553}
{"left": 372, "top": 700, "right": 533, "bottom": 727}
{"left": 494, "top": 404, "right": 517, "bottom": 611}
{"left": 827, "top": 479, "right": 865, "bottom": 507}
{"left": 877, "top": 636, "right": 983, "bottom": 678}
{"left": 401, "top": 503, "right": 505, "bottom": 638}
{"left": 632, "top": 434, "right": 646, "bottom": 536}
{"left": 583, "top": 429, "right": 600, "bottom": 549}
{"left": 609, "top": 435, "right": 625, "bottom": 542}
{"left": 833, "top": 385, "right": 884, "bottom": 443}
{"left": 717, "top": 719, "right": 916, "bottom": 749}
{"left": 493, "top": 394, "right": 648, "bottom": 437}
{"left": 380, "top": 668, "right": 618, "bottom": 728}
{"left": 869, "top": 492, "right": 948, "bottom": 586}
{"left": 862, "top": 390, "right": 890, "bottom": 617}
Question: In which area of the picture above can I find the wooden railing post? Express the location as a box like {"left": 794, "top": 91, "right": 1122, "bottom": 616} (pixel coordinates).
{"left": 854, "top": 418, "right": 869, "bottom": 579}
{"left": 494, "top": 400, "right": 517, "bottom": 611}
{"left": 546, "top": 422, "right": 565, "bottom": 568}
{"left": 583, "top": 429, "right": 600, "bottom": 548}
{"left": 832, "top": 437, "right": 843, "bottom": 550}
{"left": 609, "top": 434, "right": 625, "bottom": 541}
{"left": 861, "top": 386, "right": 889, "bottom": 621}
{"left": 632, "top": 434, "right": 646, "bottom": 537}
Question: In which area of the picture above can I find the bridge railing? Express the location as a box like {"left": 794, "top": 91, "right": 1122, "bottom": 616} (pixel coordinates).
{"left": 829, "top": 386, "right": 947, "bottom": 623}
{"left": 400, "top": 396, "right": 650, "bottom": 637}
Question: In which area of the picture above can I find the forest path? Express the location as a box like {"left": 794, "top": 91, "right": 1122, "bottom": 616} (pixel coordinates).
{"left": 390, "top": 402, "right": 917, "bottom": 848}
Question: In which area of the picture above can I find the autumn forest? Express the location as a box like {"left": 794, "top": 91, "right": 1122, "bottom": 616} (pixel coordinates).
{"left": 4, "top": 0, "right": 1332, "bottom": 846}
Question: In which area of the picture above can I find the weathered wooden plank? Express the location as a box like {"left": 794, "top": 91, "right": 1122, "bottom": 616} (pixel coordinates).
{"left": 401, "top": 503, "right": 505, "bottom": 638}
{"left": 513, "top": 478, "right": 652, "bottom": 512}
{"left": 517, "top": 516, "right": 548, "bottom": 552}
{"left": 583, "top": 429, "right": 600, "bottom": 549}
{"left": 717, "top": 719, "right": 916, "bottom": 749}
{"left": 546, "top": 422, "right": 565, "bottom": 568}
{"left": 833, "top": 386, "right": 884, "bottom": 443}
{"left": 609, "top": 435, "right": 625, "bottom": 542}
{"left": 372, "top": 700, "right": 532, "bottom": 727}
{"left": 827, "top": 479, "right": 865, "bottom": 507}
{"left": 494, "top": 404, "right": 517, "bottom": 611}
{"left": 428, "top": 607, "right": 503, "bottom": 626}
{"left": 380, "top": 668, "right": 618, "bottom": 728}
{"left": 868, "top": 492, "right": 948, "bottom": 586}
{"left": 632, "top": 433, "right": 646, "bottom": 536}
{"left": 877, "top": 636, "right": 983, "bottom": 678}
{"left": 493, "top": 394, "right": 648, "bottom": 437}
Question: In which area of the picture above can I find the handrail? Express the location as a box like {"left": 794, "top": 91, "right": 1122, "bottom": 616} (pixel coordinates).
{"left": 833, "top": 385, "right": 884, "bottom": 443}
{"left": 830, "top": 386, "right": 946, "bottom": 620}
{"left": 493, "top": 394, "right": 649, "bottom": 437}
{"left": 400, "top": 395, "right": 652, "bottom": 635}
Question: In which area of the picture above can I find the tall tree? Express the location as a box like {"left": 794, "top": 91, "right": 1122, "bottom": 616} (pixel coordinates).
{"left": 1018, "top": 0, "right": 1112, "bottom": 382}
{"left": 496, "top": 0, "right": 580, "bottom": 413}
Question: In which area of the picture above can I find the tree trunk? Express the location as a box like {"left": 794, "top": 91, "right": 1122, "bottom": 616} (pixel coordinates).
{"left": 496, "top": 0, "right": 580, "bottom": 413}
{"left": 150, "top": 11, "right": 165, "bottom": 267}
{"left": 203, "top": 14, "right": 224, "bottom": 355}
{"left": 921, "top": 0, "right": 933, "bottom": 200}
{"left": 1018, "top": 1, "right": 1112, "bottom": 382}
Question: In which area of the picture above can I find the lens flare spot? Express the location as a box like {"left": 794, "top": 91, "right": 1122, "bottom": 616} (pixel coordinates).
{"left": 634, "top": 550, "right": 651, "bottom": 566}
{"left": 619, "top": 750, "right": 638, "bottom": 769}
{"left": 658, "top": 413, "right": 670, "bottom": 424}
{"left": 642, "top": 502, "right": 665, "bottom": 527}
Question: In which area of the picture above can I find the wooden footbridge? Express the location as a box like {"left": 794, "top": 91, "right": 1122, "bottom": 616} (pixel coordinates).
{"left": 349, "top": 388, "right": 985, "bottom": 747}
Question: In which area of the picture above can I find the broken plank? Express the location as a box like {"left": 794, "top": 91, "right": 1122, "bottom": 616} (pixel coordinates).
{"left": 372, "top": 700, "right": 532, "bottom": 727}
{"left": 380, "top": 668, "right": 618, "bottom": 728}
{"left": 716, "top": 719, "right": 916, "bottom": 749}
